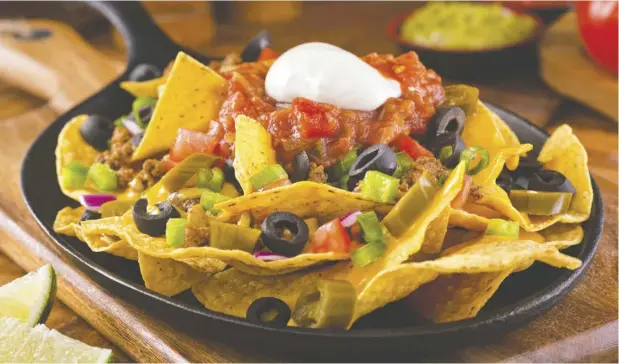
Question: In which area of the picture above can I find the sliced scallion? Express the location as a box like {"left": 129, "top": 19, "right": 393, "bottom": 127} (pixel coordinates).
{"left": 356, "top": 211, "right": 383, "bottom": 244}
{"left": 250, "top": 164, "right": 288, "bottom": 190}
{"left": 166, "top": 218, "right": 188, "bottom": 248}
{"left": 87, "top": 163, "right": 118, "bottom": 192}
{"left": 484, "top": 218, "right": 519, "bottom": 238}
{"left": 460, "top": 146, "right": 489, "bottom": 176}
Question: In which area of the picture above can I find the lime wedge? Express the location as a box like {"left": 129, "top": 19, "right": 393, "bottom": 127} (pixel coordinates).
{"left": 0, "top": 264, "right": 56, "bottom": 327}
{"left": 0, "top": 317, "right": 114, "bottom": 363}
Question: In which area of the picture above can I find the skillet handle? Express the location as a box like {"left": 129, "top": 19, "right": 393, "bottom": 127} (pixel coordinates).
{"left": 87, "top": 1, "right": 180, "bottom": 68}
{"left": 0, "top": 19, "right": 122, "bottom": 112}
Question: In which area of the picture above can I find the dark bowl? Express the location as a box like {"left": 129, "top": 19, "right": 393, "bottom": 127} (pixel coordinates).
{"left": 386, "top": 6, "right": 545, "bottom": 81}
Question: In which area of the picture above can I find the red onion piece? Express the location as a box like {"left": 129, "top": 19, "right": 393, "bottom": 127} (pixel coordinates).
{"left": 340, "top": 211, "right": 362, "bottom": 228}
{"left": 253, "top": 251, "right": 287, "bottom": 261}
{"left": 79, "top": 194, "right": 117, "bottom": 212}
{"left": 122, "top": 118, "right": 143, "bottom": 136}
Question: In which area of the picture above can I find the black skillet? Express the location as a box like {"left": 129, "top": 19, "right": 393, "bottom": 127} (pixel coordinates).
{"left": 20, "top": 1, "right": 603, "bottom": 360}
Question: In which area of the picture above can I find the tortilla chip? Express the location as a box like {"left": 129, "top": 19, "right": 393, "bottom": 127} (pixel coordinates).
{"left": 53, "top": 206, "right": 85, "bottom": 237}
{"left": 539, "top": 223, "right": 584, "bottom": 249}
{"left": 473, "top": 125, "right": 593, "bottom": 232}
{"left": 192, "top": 162, "right": 468, "bottom": 319}
{"left": 215, "top": 181, "right": 392, "bottom": 223}
{"left": 448, "top": 207, "right": 489, "bottom": 231}
{"left": 55, "top": 116, "right": 141, "bottom": 202}
{"left": 137, "top": 253, "right": 210, "bottom": 296}
{"left": 233, "top": 115, "right": 277, "bottom": 195}
{"left": 120, "top": 76, "right": 167, "bottom": 99}
{"left": 132, "top": 52, "right": 227, "bottom": 161}
{"left": 420, "top": 207, "right": 450, "bottom": 254}
{"left": 79, "top": 216, "right": 138, "bottom": 260}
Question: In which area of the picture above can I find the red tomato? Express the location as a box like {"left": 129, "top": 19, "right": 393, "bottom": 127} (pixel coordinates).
{"left": 307, "top": 218, "right": 352, "bottom": 254}
{"left": 258, "top": 47, "right": 279, "bottom": 61}
{"left": 169, "top": 128, "right": 219, "bottom": 162}
{"left": 293, "top": 98, "right": 339, "bottom": 138}
{"left": 451, "top": 175, "right": 472, "bottom": 209}
{"left": 576, "top": 1, "right": 618, "bottom": 74}
{"left": 159, "top": 154, "right": 177, "bottom": 172}
{"left": 391, "top": 134, "right": 433, "bottom": 160}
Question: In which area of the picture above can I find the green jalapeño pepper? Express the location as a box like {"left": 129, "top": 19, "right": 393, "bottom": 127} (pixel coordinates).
{"left": 442, "top": 84, "right": 479, "bottom": 116}
{"left": 209, "top": 221, "right": 261, "bottom": 253}
{"left": 509, "top": 190, "right": 573, "bottom": 216}
{"left": 160, "top": 153, "right": 220, "bottom": 192}
{"left": 292, "top": 280, "right": 356, "bottom": 329}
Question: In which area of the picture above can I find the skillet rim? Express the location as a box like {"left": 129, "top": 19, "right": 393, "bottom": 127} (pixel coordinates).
{"left": 20, "top": 86, "right": 604, "bottom": 339}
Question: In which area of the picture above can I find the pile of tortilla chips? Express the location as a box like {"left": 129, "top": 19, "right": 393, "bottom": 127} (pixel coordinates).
{"left": 52, "top": 51, "right": 592, "bottom": 329}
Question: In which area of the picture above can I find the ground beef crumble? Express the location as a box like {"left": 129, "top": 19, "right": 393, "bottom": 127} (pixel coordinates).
{"left": 308, "top": 162, "right": 328, "bottom": 184}
{"left": 398, "top": 156, "right": 449, "bottom": 193}
{"left": 129, "top": 159, "right": 167, "bottom": 192}
{"left": 183, "top": 205, "right": 210, "bottom": 247}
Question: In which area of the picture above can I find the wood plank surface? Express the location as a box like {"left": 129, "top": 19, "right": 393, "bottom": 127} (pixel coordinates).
{"left": 0, "top": 2, "right": 616, "bottom": 362}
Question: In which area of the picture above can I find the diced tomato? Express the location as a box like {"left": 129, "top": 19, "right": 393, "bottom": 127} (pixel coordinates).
{"left": 169, "top": 128, "right": 220, "bottom": 162}
{"left": 159, "top": 154, "right": 177, "bottom": 172}
{"left": 451, "top": 175, "right": 472, "bottom": 209}
{"left": 293, "top": 98, "right": 339, "bottom": 138}
{"left": 307, "top": 218, "right": 352, "bottom": 254}
{"left": 258, "top": 47, "right": 279, "bottom": 61}
{"left": 392, "top": 134, "right": 433, "bottom": 160}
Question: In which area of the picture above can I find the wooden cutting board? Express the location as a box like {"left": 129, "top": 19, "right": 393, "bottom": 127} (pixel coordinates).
{"left": 0, "top": 9, "right": 617, "bottom": 362}
{"left": 540, "top": 11, "right": 618, "bottom": 122}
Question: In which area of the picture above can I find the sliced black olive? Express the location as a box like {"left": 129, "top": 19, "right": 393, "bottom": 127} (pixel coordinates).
{"left": 348, "top": 144, "right": 397, "bottom": 182}
{"left": 496, "top": 168, "right": 513, "bottom": 194}
{"left": 528, "top": 169, "right": 576, "bottom": 194}
{"left": 290, "top": 151, "right": 310, "bottom": 182}
{"left": 80, "top": 210, "right": 101, "bottom": 222}
{"left": 512, "top": 154, "right": 543, "bottom": 178}
{"left": 133, "top": 199, "right": 180, "bottom": 237}
{"left": 136, "top": 105, "right": 154, "bottom": 125}
{"left": 240, "top": 30, "right": 271, "bottom": 62}
{"left": 131, "top": 132, "right": 144, "bottom": 147}
{"left": 512, "top": 175, "right": 530, "bottom": 190}
{"left": 246, "top": 297, "right": 291, "bottom": 327}
{"left": 128, "top": 63, "right": 162, "bottom": 82}
{"left": 431, "top": 132, "right": 465, "bottom": 168}
{"left": 260, "top": 212, "right": 309, "bottom": 257}
{"left": 427, "top": 106, "right": 466, "bottom": 139}
{"left": 223, "top": 159, "right": 243, "bottom": 193}
{"left": 79, "top": 115, "right": 114, "bottom": 151}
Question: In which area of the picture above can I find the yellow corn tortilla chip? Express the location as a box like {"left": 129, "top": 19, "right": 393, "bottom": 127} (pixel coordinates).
{"left": 77, "top": 215, "right": 138, "bottom": 260}
{"left": 233, "top": 115, "right": 277, "bottom": 195}
{"left": 55, "top": 116, "right": 141, "bottom": 202}
{"left": 215, "top": 181, "right": 392, "bottom": 223}
{"left": 53, "top": 206, "right": 86, "bottom": 237}
{"left": 448, "top": 207, "right": 490, "bottom": 231}
{"left": 472, "top": 125, "right": 593, "bottom": 232}
{"left": 120, "top": 76, "right": 167, "bottom": 99}
{"left": 137, "top": 253, "right": 211, "bottom": 296}
{"left": 132, "top": 52, "right": 227, "bottom": 161}
{"left": 420, "top": 207, "right": 450, "bottom": 254}
{"left": 192, "top": 162, "right": 467, "bottom": 319}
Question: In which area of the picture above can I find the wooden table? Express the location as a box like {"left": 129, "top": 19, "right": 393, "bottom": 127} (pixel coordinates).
{"left": 0, "top": 3, "right": 616, "bottom": 362}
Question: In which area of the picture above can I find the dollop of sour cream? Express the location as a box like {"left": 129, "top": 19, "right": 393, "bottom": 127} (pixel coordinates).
{"left": 265, "top": 42, "right": 401, "bottom": 111}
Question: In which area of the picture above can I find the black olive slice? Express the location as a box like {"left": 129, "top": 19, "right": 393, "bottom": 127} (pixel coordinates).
{"left": 128, "top": 63, "right": 162, "bottom": 82}
{"left": 348, "top": 144, "right": 397, "bottom": 182}
{"left": 496, "top": 168, "right": 513, "bottom": 194}
{"left": 260, "top": 212, "right": 309, "bottom": 257}
{"left": 431, "top": 132, "right": 466, "bottom": 168}
{"left": 512, "top": 154, "right": 543, "bottom": 178}
{"left": 528, "top": 169, "right": 576, "bottom": 194}
{"left": 133, "top": 199, "right": 180, "bottom": 237}
{"left": 512, "top": 175, "right": 530, "bottom": 190}
{"left": 290, "top": 151, "right": 310, "bottom": 182}
{"left": 427, "top": 106, "right": 466, "bottom": 139}
{"left": 240, "top": 30, "right": 271, "bottom": 62}
{"left": 223, "top": 159, "right": 243, "bottom": 193}
{"left": 136, "top": 105, "right": 154, "bottom": 125}
{"left": 246, "top": 297, "right": 291, "bottom": 327}
{"left": 79, "top": 115, "right": 114, "bottom": 151}
{"left": 80, "top": 210, "right": 101, "bottom": 222}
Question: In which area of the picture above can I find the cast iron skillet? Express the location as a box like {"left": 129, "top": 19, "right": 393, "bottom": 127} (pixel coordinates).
{"left": 21, "top": 1, "right": 603, "bottom": 359}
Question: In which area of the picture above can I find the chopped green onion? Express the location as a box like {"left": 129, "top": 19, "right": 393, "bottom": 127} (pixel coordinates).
{"left": 484, "top": 218, "right": 519, "bottom": 238}
{"left": 351, "top": 242, "right": 386, "bottom": 267}
{"left": 460, "top": 146, "right": 489, "bottom": 176}
{"left": 326, "top": 149, "right": 358, "bottom": 181}
{"left": 250, "top": 164, "right": 288, "bottom": 190}
{"left": 196, "top": 168, "right": 212, "bottom": 189}
{"left": 166, "top": 218, "right": 187, "bottom": 248}
{"left": 196, "top": 168, "right": 224, "bottom": 191}
{"left": 356, "top": 211, "right": 383, "bottom": 244}
{"left": 200, "top": 190, "right": 231, "bottom": 210}
{"left": 132, "top": 96, "right": 157, "bottom": 127}
{"left": 338, "top": 175, "right": 350, "bottom": 190}
{"left": 160, "top": 154, "right": 219, "bottom": 192}
{"left": 87, "top": 163, "right": 118, "bottom": 192}
{"left": 439, "top": 145, "right": 454, "bottom": 164}
{"left": 113, "top": 115, "right": 126, "bottom": 127}
{"left": 393, "top": 152, "right": 414, "bottom": 178}
{"left": 61, "top": 161, "right": 89, "bottom": 189}
{"left": 360, "top": 171, "right": 400, "bottom": 203}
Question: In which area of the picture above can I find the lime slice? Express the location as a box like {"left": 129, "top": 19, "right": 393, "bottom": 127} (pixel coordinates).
{"left": 0, "top": 264, "right": 56, "bottom": 327}
{"left": 0, "top": 317, "right": 113, "bottom": 363}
